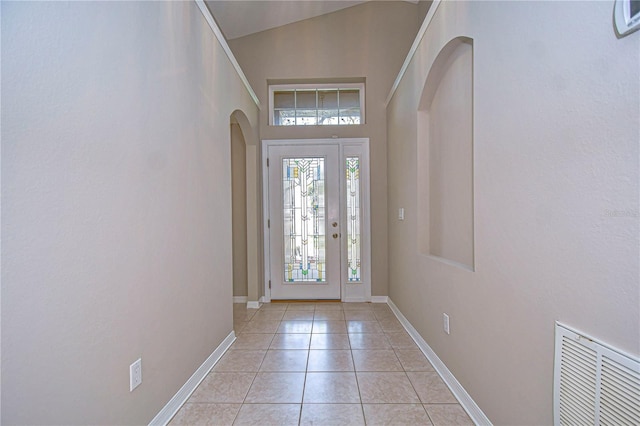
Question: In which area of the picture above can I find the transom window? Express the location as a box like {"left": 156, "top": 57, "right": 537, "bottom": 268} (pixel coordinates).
{"left": 269, "top": 83, "right": 365, "bottom": 126}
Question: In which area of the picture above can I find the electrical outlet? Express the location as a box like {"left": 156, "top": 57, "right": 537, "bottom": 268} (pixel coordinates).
{"left": 130, "top": 358, "right": 142, "bottom": 392}
{"left": 443, "top": 313, "right": 450, "bottom": 335}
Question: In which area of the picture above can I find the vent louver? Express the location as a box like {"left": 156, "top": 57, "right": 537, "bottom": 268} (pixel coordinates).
{"left": 554, "top": 323, "right": 640, "bottom": 426}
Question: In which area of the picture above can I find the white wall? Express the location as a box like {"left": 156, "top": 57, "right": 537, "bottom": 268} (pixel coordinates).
{"left": 1, "top": 2, "right": 258, "bottom": 424}
{"left": 387, "top": 1, "right": 639, "bottom": 424}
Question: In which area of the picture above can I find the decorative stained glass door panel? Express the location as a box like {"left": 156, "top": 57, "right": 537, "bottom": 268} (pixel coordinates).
{"left": 346, "top": 156, "right": 361, "bottom": 282}
{"left": 268, "top": 145, "right": 341, "bottom": 299}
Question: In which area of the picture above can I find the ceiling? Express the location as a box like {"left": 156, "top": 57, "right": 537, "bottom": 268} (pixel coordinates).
{"left": 206, "top": 1, "right": 412, "bottom": 40}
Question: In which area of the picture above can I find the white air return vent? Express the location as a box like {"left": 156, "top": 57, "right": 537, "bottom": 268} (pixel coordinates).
{"left": 554, "top": 322, "right": 640, "bottom": 425}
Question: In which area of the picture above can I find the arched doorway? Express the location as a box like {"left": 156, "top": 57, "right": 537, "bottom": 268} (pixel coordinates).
{"left": 230, "top": 110, "right": 261, "bottom": 308}
{"left": 230, "top": 117, "right": 248, "bottom": 301}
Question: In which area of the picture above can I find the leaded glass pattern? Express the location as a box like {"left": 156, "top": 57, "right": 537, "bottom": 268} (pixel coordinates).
{"left": 346, "top": 157, "right": 361, "bottom": 282}
{"left": 282, "top": 157, "right": 326, "bottom": 282}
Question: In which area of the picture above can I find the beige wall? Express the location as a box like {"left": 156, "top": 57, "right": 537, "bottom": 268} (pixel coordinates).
{"left": 387, "top": 1, "right": 639, "bottom": 424}
{"left": 228, "top": 1, "right": 429, "bottom": 296}
{"left": 1, "top": 2, "right": 258, "bottom": 424}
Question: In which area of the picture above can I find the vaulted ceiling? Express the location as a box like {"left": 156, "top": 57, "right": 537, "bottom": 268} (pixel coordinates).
{"left": 206, "top": 0, "right": 415, "bottom": 40}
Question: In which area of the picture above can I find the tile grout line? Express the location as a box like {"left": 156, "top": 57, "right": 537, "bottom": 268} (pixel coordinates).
{"left": 228, "top": 302, "right": 462, "bottom": 425}
{"left": 298, "top": 313, "right": 313, "bottom": 426}
{"left": 347, "top": 316, "right": 365, "bottom": 424}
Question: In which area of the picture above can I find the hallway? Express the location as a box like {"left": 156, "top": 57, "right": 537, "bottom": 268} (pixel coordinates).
{"left": 169, "top": 302, "right": 474, "bottom": 425}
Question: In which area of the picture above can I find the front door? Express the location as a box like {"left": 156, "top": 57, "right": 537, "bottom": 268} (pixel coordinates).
{"left": 264, "top": 138, "right": 371, "bottom": 302}
{"left": 268, "top": 144, "right": 341, "bottom": 299}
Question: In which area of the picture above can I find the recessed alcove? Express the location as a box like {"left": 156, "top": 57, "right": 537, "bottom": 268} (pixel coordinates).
{"left": 417, "top": 36, "right": 475, "bottom": 270}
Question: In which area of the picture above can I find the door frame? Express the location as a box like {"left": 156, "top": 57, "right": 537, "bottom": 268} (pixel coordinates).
{"left": 262, "top": 138, "right": 371, "bottom": 302}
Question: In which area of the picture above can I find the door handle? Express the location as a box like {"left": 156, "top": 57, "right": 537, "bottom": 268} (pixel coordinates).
{"left": 332, "top": 233, "right": 340, "bottom": 239}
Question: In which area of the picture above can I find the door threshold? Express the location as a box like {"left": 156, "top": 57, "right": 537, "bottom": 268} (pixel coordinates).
{"left": 271, "top": 299, "right": 342, "bottom": 303}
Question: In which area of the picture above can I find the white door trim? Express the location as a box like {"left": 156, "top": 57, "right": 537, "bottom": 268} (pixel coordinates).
{"left": 262, "top": 138, "right": 371, "bottom": 302}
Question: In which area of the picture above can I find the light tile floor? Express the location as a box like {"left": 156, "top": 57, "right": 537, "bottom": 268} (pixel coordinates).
{"left": 170, "top": 302, "right": 474, "bottom": 426}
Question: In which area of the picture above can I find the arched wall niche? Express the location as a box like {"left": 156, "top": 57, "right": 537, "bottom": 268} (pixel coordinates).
{"left": 417, "top": 36, "right": 475, "bottom": 271}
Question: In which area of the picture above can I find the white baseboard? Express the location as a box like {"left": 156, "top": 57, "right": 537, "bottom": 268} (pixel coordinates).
{"left": 387, "top": 298, "right": 492, "bottom": 426}
{"left": 149, "top": 331, "right": 236, "bottom": 426}
{"left": 371, "top": 296, "right": 389, "bottom": 303}
{"left": 233, "top": 296, "right": 247, "bottom": 304}
{"left": 246, "top": 301, "right": 261, "bottom": 309}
